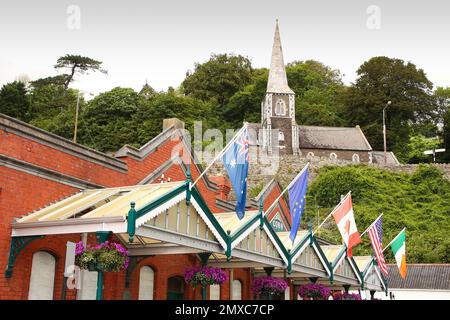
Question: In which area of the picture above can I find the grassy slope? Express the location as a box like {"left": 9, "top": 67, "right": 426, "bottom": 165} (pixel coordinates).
{"left": 303, "top": 165, "right": 450, "bottom": 263}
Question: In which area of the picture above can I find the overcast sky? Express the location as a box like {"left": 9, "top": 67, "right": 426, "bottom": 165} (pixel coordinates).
{"left": 0, "top": 0, "right": 449, "bottom": 96}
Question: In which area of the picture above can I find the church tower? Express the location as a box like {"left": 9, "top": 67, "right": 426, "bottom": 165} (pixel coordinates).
{"left": 261, "top": 20, "right": 299, "bottom": 155}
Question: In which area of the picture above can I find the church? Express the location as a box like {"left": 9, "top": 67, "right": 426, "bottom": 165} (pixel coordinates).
{"left": 248, "top": 21, "right": 399, "bottom": 166}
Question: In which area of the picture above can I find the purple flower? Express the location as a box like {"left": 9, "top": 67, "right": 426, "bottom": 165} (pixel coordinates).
{"left": 75, "top": 241, "right": 84, "bottom": 255}
{"left": 333, "top": 292, "right": 362, "bottom": 300}
{"left": 298, "top": 283, "right": 331, "bottom": 300}
{"left": 184, "top": 266, "right": 228, "bottom": 287}
{"left": 251, "top": 277, "right": 288, "bottom": 295}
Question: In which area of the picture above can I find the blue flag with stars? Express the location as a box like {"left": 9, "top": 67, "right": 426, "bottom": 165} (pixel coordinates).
{"left": 222, "top": 127, "right": 249, "bottom": 220}
{"left": 288, "top": 166, "right": 309, "bottom": 243}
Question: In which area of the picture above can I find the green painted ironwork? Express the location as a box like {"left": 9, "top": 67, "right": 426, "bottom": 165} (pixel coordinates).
{"left": 5, "top": 235, "right": 44, "bottom": 278}
{"left": 127, "top": 202, "right": 136, "bottom": 243}
{"left": 198, "top": 252, "right": 212, "bottom": 300}
{"left": 95, "top": 231, "right": 112, "bottom": 301}
{"left": 185, "top": 166, "right": 191, "bottom": 206}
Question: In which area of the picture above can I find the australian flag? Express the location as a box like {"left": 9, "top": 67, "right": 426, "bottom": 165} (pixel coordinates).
{"left": 222, "top": 127, "right": 249, "bottom": 220}
{"left": 288, "top": 165, "right": 309, "bottom": 243}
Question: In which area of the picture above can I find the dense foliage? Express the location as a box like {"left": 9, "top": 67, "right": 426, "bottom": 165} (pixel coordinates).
{"left": 305, "top": 165, "right": 450, "bottom": 263}
{"left": 0, "top": 54, "right": 448, "bottom": 161}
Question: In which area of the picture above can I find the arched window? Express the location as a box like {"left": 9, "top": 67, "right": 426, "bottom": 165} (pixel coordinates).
{"left": 138, "top": 266, "right": 154, "bottom": 300}
{"left": 167, "top": 276, "right": 185, "bottom": 300}
{"left": 232, "top": 280, "right": 242, "bottom": 300}
{"left": 278, "top": 131, "right": 284, "bottom": 142}
{"left": 79, "top": 270, "right": 98, "bottom": 300}
{"left": 28, "top": 251, "right": 56, "bottom": 300}
{"left": 210, "top": 284, "right": 221, "bottom": 300}
{"left": 275, "top": 99, "right": 286, "bottom": 116}
{"left": 352, "top": 153, "right": 360, "bottom": 163}
{"left": 330, "top": 153, "right": 338, "bottom": 161}
{"left": 307, "top": 152, "right": 315, "bottom": 159}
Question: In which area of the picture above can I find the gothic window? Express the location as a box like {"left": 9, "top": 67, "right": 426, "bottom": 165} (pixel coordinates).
{"left": 352, "top": 154, "right": 360, "bottom": 163}
{"left": 275, "top": 99, "right": 286, "bottom": 116}
{"left": 330, "top": 153, "right": 338, "bottom": 161}
{"left": 28, "top": 251, "right": 56, "bottom": 300}
{"left": 138, "top": 266, "right": 155, "bottom": 300}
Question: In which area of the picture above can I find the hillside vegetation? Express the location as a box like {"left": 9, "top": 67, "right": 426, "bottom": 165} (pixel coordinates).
{"left": 304, "top": 165, "right": 450, "bottom": 263}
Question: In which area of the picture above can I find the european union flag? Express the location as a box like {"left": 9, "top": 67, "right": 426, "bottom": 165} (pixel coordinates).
{"left": 288, "top": 165, "right": 309, "bottom": 243}
{"left": 222, "top": 128, "right": 249, "bottom": 219}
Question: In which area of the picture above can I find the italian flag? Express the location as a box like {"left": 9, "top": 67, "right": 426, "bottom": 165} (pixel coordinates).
{"left": 390, "top": 229, "right": 407, "bottom": 279}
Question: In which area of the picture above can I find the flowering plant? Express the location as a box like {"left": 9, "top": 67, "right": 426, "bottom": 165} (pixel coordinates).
{"left": 184, "top": 266, "right": 228, "bottom": 288}
{"left": 251, "top": 276, "right": 288, "bottom": 295}
{"left": 332, "top": 292, "right": 362, "bottom": 300}
{"left": 297, "top": 283, "right": 331, "bottom": 300}
{"left": 75, "top": 241, "right": 129, "bottom": 272}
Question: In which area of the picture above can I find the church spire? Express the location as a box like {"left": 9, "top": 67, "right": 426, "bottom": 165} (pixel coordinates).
{"left": 266, "top": 20, "right": 294, "bottom": 94}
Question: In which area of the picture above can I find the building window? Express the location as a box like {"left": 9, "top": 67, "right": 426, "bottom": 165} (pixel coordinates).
{"left": 278, "top": 131, "right": 284, "bottom": 142}
{"left": 210, "top": 284, "right": 221, "bottom": 300}
{"left": 232, "top": 280, "right": 242, "bottom": 300}
{"left": 307, "top": 152, "right": 315, "bottom": 159}
{"left": 352, "top": 154, "right": 360, "bottom": 163}
{"left": 167, "top": 276, "right": 185, "bottom": 300}
{"left": 138, "top": 266, "right": 154, "bottom": 300}
{"left": 28, "top": 251, "right": 56, "bottom": 300}
{"left": 78, "top": 269, "right": 98, "bottom": 300}
{"left": 330, "top": 153, "right": 337, "bottom": 161}
{"left": 275, "top": 99, "right": 286, "bottom": 116}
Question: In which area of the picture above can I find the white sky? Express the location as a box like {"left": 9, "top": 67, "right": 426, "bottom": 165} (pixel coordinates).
{"left": 0, "top": 0, "right": 449, "bottom": 96}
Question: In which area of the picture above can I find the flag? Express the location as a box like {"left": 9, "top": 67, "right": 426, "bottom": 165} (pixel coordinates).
{"left": 288, "top": 165, "right": 309, "bottom": 243}
{"left": 390, "top": 229, "right": 407, "bottom": 279}
{"left": 332, "top": 193, "right": 361, "bottom": 257}
{"left": 368, "top": 216, "right": 388, "bottom": 276}
{"left": 222, "top": 127, "right": 250, "bottom": 219}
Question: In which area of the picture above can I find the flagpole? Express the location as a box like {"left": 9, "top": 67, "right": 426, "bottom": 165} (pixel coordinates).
{"left": 360, "top": 213, "right": 383, "bottom": 238}
{"left": 312, "top": 191, "right": 351, "bottom": 235}
{"left": 190, "top": 123, "right": 248, "bottom": 190}
{"left": 263, "top": 163, "right": 310, "bottom": 217}
{"left": 382, "top": 227, "right": 406, "bottom": 253}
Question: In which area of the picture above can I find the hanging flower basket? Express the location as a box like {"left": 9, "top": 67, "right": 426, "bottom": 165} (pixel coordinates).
{"left": 333, "top": 292, "right": 362, "bottom": 300}
{"left": 297, "top": 283, "right": 331, "bottom": 300}
{"left": 75, "top": 241, "right": 129, "bottom": 272}
{"left": 251, "top": 276, "right": 288, "bottom": 296}
{"left": 184, "top": 266, "right": 228, "bottom": 288}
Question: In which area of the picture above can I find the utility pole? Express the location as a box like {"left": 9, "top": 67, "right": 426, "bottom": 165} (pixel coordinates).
{"left": 73, "top": 91, "right": 81, "bottom": 143}
{"left": 383, "top": 101, "right": 392, "bottom": 165}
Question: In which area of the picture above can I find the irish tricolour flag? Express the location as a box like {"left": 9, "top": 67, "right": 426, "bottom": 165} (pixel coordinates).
{"left": 390, "top": 228, "right": 407, "bottom": 279}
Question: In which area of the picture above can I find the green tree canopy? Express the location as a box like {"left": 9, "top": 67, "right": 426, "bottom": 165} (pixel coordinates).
{"left": 181, "top": 53, "right": 254, "bottom": 106}
{"left": 342, "top": 56, "right": 436, "bottom": 161}
{"left": 0, "top": 81, "right": 30, "bottom": 121}
{"left": 54, "top": 54, "right": 107, "bottom": 89}
{"left": 79, "top": 87, "right": 144, "bottom": 152}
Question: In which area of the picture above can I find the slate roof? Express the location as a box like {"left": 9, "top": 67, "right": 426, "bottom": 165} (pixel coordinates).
{"left": 372, "top": 151, "right": 400, "bottom": 165}
{"left": 298, "top": 125, "right": 372, "bottom": 151}
{"left": 387, "top": 264, "right": 450, "bottom": 290}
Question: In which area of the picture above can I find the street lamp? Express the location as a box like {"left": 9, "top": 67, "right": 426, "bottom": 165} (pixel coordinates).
{"left": 383, "top": 101, "right": 392, "bottom": 165}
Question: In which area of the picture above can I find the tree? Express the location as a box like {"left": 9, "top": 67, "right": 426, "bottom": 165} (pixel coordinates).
{"left": 79, "top": 87, "right": 143, "bottom": 152}
{"left": 342, "top": 56, "right": 435, "bottom": 161}
{"left": 54, "top": 54, "right": 107, "bottom": 89}
{"left": 286, "top": 60, "right": 346, "bottom": 126}
{"left": 0, "top": 81, "right": 30, "bottom": 121}
{"left": 181, "top": 53, "right": 253, "bottom": 106}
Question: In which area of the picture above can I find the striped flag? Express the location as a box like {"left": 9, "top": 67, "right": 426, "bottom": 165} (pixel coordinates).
{"left": 390, "top": 229, "right": 407, "bottom": 279}
{"left": 368, "top": 216, "right": 388, "bottom": 276}
{"left": 332, "top": 193, "right": 361, "bottom": 258}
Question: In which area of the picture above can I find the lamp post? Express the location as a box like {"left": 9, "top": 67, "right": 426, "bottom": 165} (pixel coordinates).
{"left": 383, "top": 101, "right": 392, "bottom": 165}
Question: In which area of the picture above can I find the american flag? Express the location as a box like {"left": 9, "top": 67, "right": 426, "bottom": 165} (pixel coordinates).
{"left": 368, "top": 216, "right": 388, "bottom": 276}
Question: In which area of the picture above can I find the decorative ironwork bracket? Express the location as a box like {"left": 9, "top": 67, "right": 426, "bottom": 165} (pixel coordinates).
{"left": 5, "top": 235, "right": 44, "bottom": 278}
